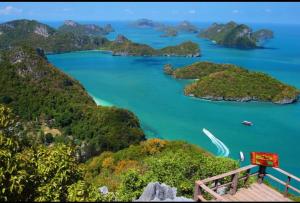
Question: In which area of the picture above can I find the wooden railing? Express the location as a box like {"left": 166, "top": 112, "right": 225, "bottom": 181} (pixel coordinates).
{"left": 194, "top": 164, "right": 300, "bottom": 201}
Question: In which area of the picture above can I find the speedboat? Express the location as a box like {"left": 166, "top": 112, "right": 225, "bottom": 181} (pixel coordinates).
{"left": 242, "top": 121, "right": 253, "bottom": 126}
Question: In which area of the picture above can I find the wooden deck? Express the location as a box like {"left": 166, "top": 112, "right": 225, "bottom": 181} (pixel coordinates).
{"left": 194, "top": 164, "right": 300, "bottom": 202}
{"left": 222, "top": 183, "right": 292, "bottom": 201}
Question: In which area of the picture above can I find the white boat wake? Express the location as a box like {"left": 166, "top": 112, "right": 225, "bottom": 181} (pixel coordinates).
{"left": 202, "top": 128, "right": 230, "bottom": 157}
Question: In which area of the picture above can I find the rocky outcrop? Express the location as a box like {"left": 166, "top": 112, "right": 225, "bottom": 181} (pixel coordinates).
{"left": 103, "top": 24, "right": 114, "bottom": 33}
{"left": 163, "top": 64, "right": 174, "bottom": 75}
{"left": 34, "top": 25, "right": 50, "bottom": 37}
{"left": 64, "top": 20, "right": 78, "bottom": 27}
{"left": 273, "top": 97, "right": 298, "bottom": 104}
{"left": 114, "top": 34, "right": 129, "bottom": 44}
{"left": 135, "top": 182, "right": 194, "bottom": 202}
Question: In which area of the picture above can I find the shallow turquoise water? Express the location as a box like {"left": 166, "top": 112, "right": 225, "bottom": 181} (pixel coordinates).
{"left": 47, "top": 22, "right": 300, "bottom": 183}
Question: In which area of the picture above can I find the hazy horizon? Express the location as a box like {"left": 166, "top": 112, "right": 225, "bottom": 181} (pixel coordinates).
{"left": 1, "top": 2, "right": 300, "bottom": 25}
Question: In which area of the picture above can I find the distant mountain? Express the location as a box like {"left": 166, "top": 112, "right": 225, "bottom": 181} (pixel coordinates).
{"left": 131, "top": 19, "right": 199, "bottom": 37}
{"left": 58, "top": 20, "right": 114, "bottom": 36}
{"left": 198, "top": 21, "right": 274, "bottom": 49}
{"left": 130, "top": 18, "right": 164, "bottom": 29}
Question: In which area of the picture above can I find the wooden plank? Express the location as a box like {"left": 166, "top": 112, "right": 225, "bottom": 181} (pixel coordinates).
{"left": 201, "top": 165, "right": 257, "bottom": 184}
{"left": 260, "top": 183, "right": 294, "bottom": 201}
{"left": 252, "top": 185, "right": 285, "bottom": 201}
{"left": 273, "top": 167, "right": 300, "bottom": 182}
{"left": 246, "top": 186, "right": 270, "bottom": 201}
{"left": 266, "top": 174, "right": 300, "bottom": 194}
{"left": 258, "top": 183, "right": 292, "bottom": 201}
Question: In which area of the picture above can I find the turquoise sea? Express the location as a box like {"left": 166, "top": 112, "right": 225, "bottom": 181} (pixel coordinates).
{"left": 47, "top": 21, "right": 300, "bottom": 188}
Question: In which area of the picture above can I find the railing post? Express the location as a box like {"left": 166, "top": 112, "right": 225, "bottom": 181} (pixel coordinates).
{"left": 229, "top": 172, "right": 239, "bottom": 195}
{"left": 214, "top": 179, "right": 219, "bottom": 192}
{"left": 244, "top": 168, "right": 251, "bottom": 186}
{"left": 257, "top": 165, "right": 266, "bottom": 184}
{"left": 194, "top": 182, "right": 202, "bottom": 201}
{"left": 284, "top": 176, "right": 291, "bottom": 197}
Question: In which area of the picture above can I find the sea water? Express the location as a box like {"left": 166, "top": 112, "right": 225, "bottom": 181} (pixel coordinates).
{"left": 47, "top": 21, "right": 300, "bottom": 187}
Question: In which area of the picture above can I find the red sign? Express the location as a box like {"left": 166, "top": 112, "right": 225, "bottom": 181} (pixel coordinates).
{"left": 251, "top": 152, "right": 279, "bottom": 167}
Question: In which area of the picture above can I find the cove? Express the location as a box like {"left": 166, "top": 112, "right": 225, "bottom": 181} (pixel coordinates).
{"left": 47, "top": 22, "right": 300, "bottom": 185}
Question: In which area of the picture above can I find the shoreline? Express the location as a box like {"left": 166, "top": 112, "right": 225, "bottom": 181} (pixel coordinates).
{"left": 89, "top": 93, "right": 114, "bottom": 107}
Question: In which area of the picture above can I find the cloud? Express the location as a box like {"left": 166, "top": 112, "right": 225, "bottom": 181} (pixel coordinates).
{"left": 189, "top": 9, "right": 196, "bottom": 14}
{"left": 124, "top": 9, "right": 134, "bottom": 15}
{"left": 265, "top": 8, "right": 272, "bottom": 13}
{"left": 232, "top": 9, "right": 240, "bottom": 14}
{"left": 0, "top": 5, "right": 22, "bottom": 15}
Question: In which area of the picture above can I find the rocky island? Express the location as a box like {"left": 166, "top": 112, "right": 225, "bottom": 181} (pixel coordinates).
{"left": 102, "top": 35, "right": 201, "bottom": 57}
{"left": 164, "top": 62, "right": 299, "bottom": 104}
{"left": 198, "top": 21, "right": 274, "bottom": 49}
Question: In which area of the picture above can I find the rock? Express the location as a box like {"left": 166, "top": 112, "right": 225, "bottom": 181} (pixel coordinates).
{"left": 103, "top": 24, "right": 114, "bottom": 32}
{"left": 64, "top": 20, "right": 78, "bottom": 27}
{"left": 115, "top": 35, "right": 129, "bottom": 44}
{"left": 274, "top": 97, "right": 297, "bottom": 104}
{"left": 98, "top": 186, "right": 109, "bottom": 195}
{"left": 34, "top": 25, "right": 50, "bottom": 37}
{"left": 135, "top": 182, "right": 194, "bottom": 202}
{"left": 163, "top": 64, "right": 174, "bottom": 75}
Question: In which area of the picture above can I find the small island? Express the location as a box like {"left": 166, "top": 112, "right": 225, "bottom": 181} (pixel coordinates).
{"left": 160, "top": 27, "right": 178, "bottom": 37}
{"left": 131, "top": 19, "right": 199, "bottom": 38}
{"left": 198, "top": 21, "right": 274, "bottom": 49}
{"left": 102, "top": 35, "right": 201, "bottom": 57}
{"left": 164, "top": 62, "right": 299, "bottom": 104}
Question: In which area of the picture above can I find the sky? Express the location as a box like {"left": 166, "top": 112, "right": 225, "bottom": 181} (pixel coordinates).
{"left": 0, "top": 2, "right": 300, "bottom": 24}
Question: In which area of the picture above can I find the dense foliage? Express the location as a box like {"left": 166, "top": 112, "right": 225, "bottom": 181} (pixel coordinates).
{"left": 199, "top": 21, "right": 273, "bottom": 49}
{"left": 166, "top": 61, "right": 229, "bottom": 79}
{"left": 159, "top": 41, "right": 200, "bottom": 56}
{"left": 83, "top": 138, "right": 239, "bottom": 201}
{"left": 0, "top": 104, "right": 119, "bottom": 201}
{"left": 0, "top": 46, "right": 145, "bottom": 159}
{"left": 165, "top": 61, "right": 299, "bottom": 104}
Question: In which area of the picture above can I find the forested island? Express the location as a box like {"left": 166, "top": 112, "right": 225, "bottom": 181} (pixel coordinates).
{"left": 0, "top": 19, "right": 200, "bottom": 57}
{"left": 198, "top": 21, "right": 274, "bottom": 49}
{"left": 164, "top": 62, "right": 299, "bottom": 104}
{"left": 101, "top": 35, "right": 201, "bottom": 57}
